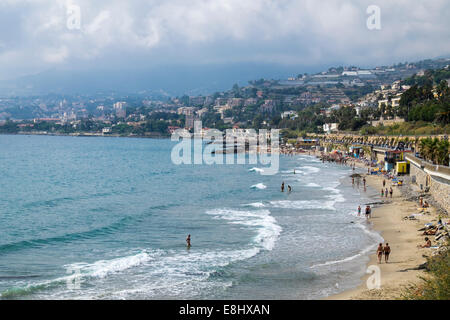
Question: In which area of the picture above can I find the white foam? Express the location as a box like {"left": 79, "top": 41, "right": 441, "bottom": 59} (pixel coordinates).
{"left": 206, "top": 208, "right": 282, "bottom": 251}
{"left": 355, "top": 222, "right": 384, "bottom": 243}
{"left": 310, "top": 244, "right": 376, "bottom": 269}
{"left": 298, "top": 166, "right": 321, "bottom": 174}
{"left": 326, "top": 194, "right": 345, "bottom": 203}
{"left": 269, "top": 200, "right": 336, "bottom": 211}
{"left": 245, "top": 202, "right": 266, "bottom": 208}
{"left": 66, "top": 250, "right": 160, "bottom": 279}
{"left": 310, "top": 222, "right": 384, "bottom": 269}
{"left": 305, "top": 182, "right": 321, "bottom": 188}
{"left": 249, "top": 167, "right": 264, "bottom": 173}
{"left": 323, "top": 186, "right": 340, "bottom": 194}
{"left": 251, "top": 183, "right": 267, "bottom": 190}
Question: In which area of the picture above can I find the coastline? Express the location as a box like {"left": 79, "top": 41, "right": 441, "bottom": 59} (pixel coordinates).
{"left": 323, "top": 159, "right": 440, "bottom": 300}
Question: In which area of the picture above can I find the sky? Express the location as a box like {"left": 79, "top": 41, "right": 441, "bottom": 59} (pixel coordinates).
{"left": 0, "top": 0, "right": 449, "bottom": 94}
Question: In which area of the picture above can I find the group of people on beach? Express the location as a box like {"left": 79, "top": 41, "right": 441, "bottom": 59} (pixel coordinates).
{"left": 376, "top": 243, "right": 391, "bottom": 263}
{"left": 357, "top": 204, "right": 372, "bottom": 219}
{"left": 381, "top": 187, "right": 393, "bottom": 198}
{"left": 380, "top": 179, "right": 394, "bottom": 198}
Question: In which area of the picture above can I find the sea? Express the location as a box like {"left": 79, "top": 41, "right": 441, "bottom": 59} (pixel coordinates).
{"left": 0, "top": 134, "right": 383, "bottom": 299}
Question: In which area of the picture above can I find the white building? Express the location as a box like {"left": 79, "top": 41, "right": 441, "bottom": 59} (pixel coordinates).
{"left": 323, "top": 123, "right": 339, "bottom": 134}
{"left": 281, "top": 111, "right": 298, "bottom": 119}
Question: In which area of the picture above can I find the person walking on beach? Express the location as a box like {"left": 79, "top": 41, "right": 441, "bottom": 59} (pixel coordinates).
{"left": 363, "top": 177, "right": 366, "bottom": 187}
{"left": 383, "top": 243, "right": 391, "bottom": 263}
{"left": 358, "top": 205, "right": 361, "bottom": 217}
{"left": 377, "top": 243, "right": 383, "bottom": 263}
{"left": 383, "top": 179, "right": 386, "bottom": 187}
{"left": 381, "top": 188, "right": 384, "bottom": 197}
{"left": 385, "top": 188, "right": 388, "bottom": 198}
{"left": 281, "top": 182, "right": 285, "bottom": 192}
{"left": 389, "top": 187, "right": 393, "bottom": 198}
{"left": 186, "top": 234, "right": 191, "bottom": 248}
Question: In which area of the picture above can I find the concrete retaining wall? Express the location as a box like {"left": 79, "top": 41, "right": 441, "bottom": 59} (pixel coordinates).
{"left": 407, "top": 155, "right": 450, "bottom": 213}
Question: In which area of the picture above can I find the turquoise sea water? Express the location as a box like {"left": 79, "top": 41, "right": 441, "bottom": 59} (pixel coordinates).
{"left": 0, "top": 134, "right": 382, "bottom": 299}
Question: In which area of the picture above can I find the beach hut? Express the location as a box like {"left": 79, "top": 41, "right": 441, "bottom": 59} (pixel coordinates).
{"left": 383, "top": 150, "right": 412, "bottom": 172}
{"left": 396, "top": 161, "right": 410, "bottom": 175}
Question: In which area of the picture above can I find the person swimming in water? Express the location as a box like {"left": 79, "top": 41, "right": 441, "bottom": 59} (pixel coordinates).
{"left": 186, "top": 234, "right": 191, "bottom": 248}
{"left": 288, "top": 185, "right": 292, "bottom": 192}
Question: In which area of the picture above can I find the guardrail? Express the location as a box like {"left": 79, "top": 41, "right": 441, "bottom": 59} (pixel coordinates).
{"left": 405, "top": 154, "right": 450, "bottom": 181}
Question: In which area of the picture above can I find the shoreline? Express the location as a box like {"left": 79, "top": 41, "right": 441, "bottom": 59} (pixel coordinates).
{"left": 318, "top": 155, "right": 441, "bottom": 300}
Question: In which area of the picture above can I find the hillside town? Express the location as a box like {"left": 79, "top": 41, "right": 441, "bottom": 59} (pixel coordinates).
{"left": 0, "top": 58, "right": 449, "bottom": 138}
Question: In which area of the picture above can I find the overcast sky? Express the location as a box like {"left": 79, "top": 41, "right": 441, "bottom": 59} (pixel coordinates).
{"left": 1, "top": 0, "right": 449, "bottom": 82}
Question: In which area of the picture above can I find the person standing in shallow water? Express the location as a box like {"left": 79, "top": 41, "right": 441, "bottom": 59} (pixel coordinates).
{"left": 357, "top": 205, "right": 361, "bottom": 216}
{"left": 365, "top": 205, "right": 371, "bottom": 219}
{"left": 281, "top": 182, "right": 285, "bottom": 192}
{"left": 186, "top": 234, "right": 191, "bottom": 248}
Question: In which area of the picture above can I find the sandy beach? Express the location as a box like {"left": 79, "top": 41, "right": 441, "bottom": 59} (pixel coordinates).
{"left": 325, "top": 161, "right": 442, "bottom": 300}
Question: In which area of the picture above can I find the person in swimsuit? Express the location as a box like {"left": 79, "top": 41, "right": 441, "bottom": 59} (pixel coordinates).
{"left": 385, "top": 188, "right": 388, "bottom": 198}
{"left": 383, "top": 243, "right": 391, "bottom": 263}
{"left": 389, "top": 187, "right": 393, "bottom": 198}
{"left": 365, "top": 205, "right": 371, "bottom": 219}
{"left": 288, "top": 185, "right": 292, "bottom": 192}
{"left": 186, "top": 234, "right": 191, "bottom": 248}
{"left": 281, "top": 182, "right": 285, "bottom": 192}
{"left": 363, "top": 177, "right": 366, "bottom": 187}
{"left": 377, "top": 243, "right": 383, "bottom": 263}
{"left": 381, "top": 188, "right": 384, "bottom": 197}
{"left": 357, "top": 205, "right": 361, "bottom": 217}
{"left": 419, "top": 237, "right": 432, "bottom": 248}
{"left": 383, "top": 179, "right": 386, "bottom": 187}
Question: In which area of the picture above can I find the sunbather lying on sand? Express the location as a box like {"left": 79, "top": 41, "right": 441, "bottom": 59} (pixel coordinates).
{"left": 422, "top": 229, "right": 437, "bottom": 236}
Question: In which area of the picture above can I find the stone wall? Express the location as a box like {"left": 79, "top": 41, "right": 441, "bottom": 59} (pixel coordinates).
{"left": 408, "top": 155, "right": 450, "bottom": 213}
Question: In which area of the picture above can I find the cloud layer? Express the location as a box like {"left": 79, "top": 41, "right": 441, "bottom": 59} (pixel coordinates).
{"left": 0, "top": 0, "right": 449, "bottom": 79}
